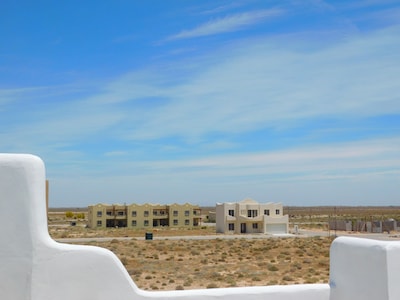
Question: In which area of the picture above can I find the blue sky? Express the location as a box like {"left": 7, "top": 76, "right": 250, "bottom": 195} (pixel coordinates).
{"left": 1, "top": 0, "right": 399, "bottom": 207}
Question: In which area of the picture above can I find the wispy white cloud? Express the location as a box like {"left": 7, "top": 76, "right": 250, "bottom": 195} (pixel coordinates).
{"left": 167, "top": 9, "right": 283, "bottom": 40}
{"left": 200, "top": 3, "right": 246, "bottom": 15}
{"left": 0, "top": 86, "right": 124, "bottom": 158}
{"left": 0, "top": 86, "right": 48, "bottom": 106}
{"left": 0, "top": 85, "right": 92, "bottom": 107}
{"left": 3, "top": 24, "right": 399, "bottom": 154}
{"left": 104, "top": 151, "right": 128, "bottom": 157}
{"left": 50, "top": 137, "right": 400, "bottom": 206}
{"left": 100, "top": 25, "right": 400, "bottom": 141}
{"left": 3, "top": 1, "right": 399, "bottom": 207}
{"left": 126, "top": 137, "right": 400, "bottom": 178}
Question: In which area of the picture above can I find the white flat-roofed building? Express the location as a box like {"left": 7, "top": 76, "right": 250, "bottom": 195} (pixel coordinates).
{"left": 216, "top": 198, "right": 289, "bottom": 234}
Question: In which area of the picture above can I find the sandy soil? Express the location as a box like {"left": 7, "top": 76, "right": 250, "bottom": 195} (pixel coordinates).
{"left": 71, "top": 235, "right": 332, "bottom": 291}
{"left": 48, "top": 206, "right": 400, "bottom": 291}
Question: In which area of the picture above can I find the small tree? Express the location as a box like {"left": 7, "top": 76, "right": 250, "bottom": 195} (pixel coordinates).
{"left": 65, "top": 211, "right": 74, "bottom": 218}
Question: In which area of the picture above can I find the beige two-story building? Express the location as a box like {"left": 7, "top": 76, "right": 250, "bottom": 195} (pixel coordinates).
{"left": 216, "top": 198, "right": 288, "bottom": 234}
{"left": 88, "top": 203, "right": 201, "bottom": 229}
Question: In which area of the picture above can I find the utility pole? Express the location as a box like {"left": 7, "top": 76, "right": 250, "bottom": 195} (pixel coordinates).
{"left": 328, "top": 214, "right": 330, "bottom": 237}
{"left": 334, "top": 206, "right": 337, "bottom": 238}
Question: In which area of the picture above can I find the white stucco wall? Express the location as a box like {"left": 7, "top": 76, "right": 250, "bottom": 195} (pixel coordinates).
{"left": 329, "top": 236, "right": 400, "bottom": 300}
{"left": 0, "top": 154, "right": 140, "bottom": 300}
{"left": 215, "top": 202, "right": 230, "bottom": 233}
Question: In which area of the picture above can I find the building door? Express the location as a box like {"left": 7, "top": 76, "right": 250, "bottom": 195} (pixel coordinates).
{"left": 240, "top": 223, "right": 246, "bottom": 233}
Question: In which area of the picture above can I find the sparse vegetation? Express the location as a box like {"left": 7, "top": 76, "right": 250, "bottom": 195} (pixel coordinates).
{"left": 65, "top": 211, "right": 85, "bottom": 219}
{"left": 66, "top": 236, "right": 333, "bottom": 291}
{"left": 47, "top": 206, "right": 400, "bottom": 291}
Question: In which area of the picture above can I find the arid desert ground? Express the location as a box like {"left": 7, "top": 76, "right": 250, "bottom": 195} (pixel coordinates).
{"left": 48, "top": 206, "right": 400, "bottom": 291}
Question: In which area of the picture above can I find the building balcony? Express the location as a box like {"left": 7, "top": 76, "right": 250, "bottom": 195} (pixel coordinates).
{"left": 153, "top": 214, "right": 169, "bottom": 219}
{"left": 193, "top": 209, "right": 201, "bottom": 216}
{"left": 115, "top": 214, "right": 126, "bottom": 219}
{"left": 226, "top": 215, "right": 236, "bottom": 221}
{"left": 237, "top": 215, "right": 263, "bottom": 222}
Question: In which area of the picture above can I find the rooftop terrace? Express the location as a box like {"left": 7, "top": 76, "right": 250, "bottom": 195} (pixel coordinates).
{"left": 1, "top": 154, "right": 399, "bottom": 300}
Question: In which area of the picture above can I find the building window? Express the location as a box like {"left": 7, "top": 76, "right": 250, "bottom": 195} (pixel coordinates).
{"left": 106, "top": 211, "right": 112, "bottom": 216}
{"left": 144, "top": 220, "right": 149, "bottom": 226}
{"left": 173, "top": 219, "right": 178, "bottom": 225}
{"left": 185, "top": 219, "right": 190, "bottom": 225}
{"left": 247, "top": 210, "right": 258, "bottom": 218}
{"left": 97, "top": 211, "right": 102, "bottom": 217}
{"left": 144, "top": 211, "right": 149, "bottom": 217}
{"left": 276, "top": 209, "right": 280, "bottom": 215}
{"left": 97, "top": 220, "right": 102, "bottom": 227}
{"left": 185, "top": 210, "right": 190, "bottom": 216}
{"left": 117, "top": 211, "right": 124, "bottom": 216}
{"left": 228, "top": 209, "right": 235, "bottom": 216}
{"left": 252, "top": 223, "right": 258, "bottom": 229}
{"left": 228, "top": 223, "right": 235, "bottom": 231}
{"left": 264, "top": 209, "right": 270, "bottom": 216}
{"left": 132, "top": 220, "right": 137, "bottom": 226}
{"left": 173, "top": 210, "right": 178, "bottom": 217}
{"left": 132, "top": 211, "right": 136, "bottom": 217}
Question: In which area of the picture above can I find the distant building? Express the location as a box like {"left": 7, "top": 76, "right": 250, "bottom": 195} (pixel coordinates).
{"left": 88, "top": 203, "right": 201, "bottom": 229}
{"left": 216, "top": 198, "right": 288, "bottom": 234}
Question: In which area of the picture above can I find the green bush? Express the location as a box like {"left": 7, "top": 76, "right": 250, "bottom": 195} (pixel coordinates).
{"left": 267, "top": 264, "right": 279, "bottom": 272}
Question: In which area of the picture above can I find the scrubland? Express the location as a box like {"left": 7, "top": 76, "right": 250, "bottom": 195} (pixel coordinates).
{"left": 48, "top": 206, "right": 400, "bottom": 291}
{"left": 49, "top": 219, "right": 332, "bottom": 290}
{"left": 80, "top": 236, "right": 332, "bottom": 291}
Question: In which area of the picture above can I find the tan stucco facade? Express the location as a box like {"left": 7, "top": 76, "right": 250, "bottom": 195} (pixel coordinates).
{"left": 216, "top": 198, "right": 289, "bottom": 234}
{"left": 88, "top": 203, "right": 201, "bottom": 229}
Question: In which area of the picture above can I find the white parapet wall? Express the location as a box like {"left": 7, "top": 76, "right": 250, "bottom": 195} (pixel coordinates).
{"left": 329, "top": 236, "right": 400, "bottom": 300}
{"left": 0, "top": 154, "right": 398, "bottom": 300}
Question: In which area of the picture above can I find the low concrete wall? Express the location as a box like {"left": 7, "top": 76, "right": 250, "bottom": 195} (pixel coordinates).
{"left": 329, "top": 220, "right": 398, "bottom": 233}
{"left": 329, "top": 220, "right": 352, "bottom": 231}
